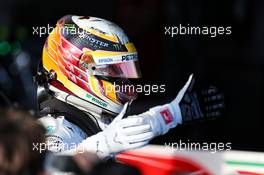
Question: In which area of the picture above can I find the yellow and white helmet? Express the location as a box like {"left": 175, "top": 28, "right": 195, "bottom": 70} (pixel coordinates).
{"left": 40, "top": 15, "right": 141, "bottom": 115}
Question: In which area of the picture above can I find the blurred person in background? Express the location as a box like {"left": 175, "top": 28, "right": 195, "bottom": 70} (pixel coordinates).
{"left": 0, "top": 108, "right": 46, "bottom": 175}
{"left": 0, "top": 107, "right": 140, "bottom": 175}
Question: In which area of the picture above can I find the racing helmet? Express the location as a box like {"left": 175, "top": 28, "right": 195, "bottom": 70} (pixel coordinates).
{"left": 38, "top": 15, "right": 141, "bottom": 115}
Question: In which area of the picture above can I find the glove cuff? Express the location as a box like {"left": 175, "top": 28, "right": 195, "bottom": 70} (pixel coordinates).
{"left": 148, "top": 103, "right": 181, "bottom": 135}
{"left": 78, "top": 131, "right": 112, "bottom": 159}
{"left": 169, "top": 102, "right": 183, "bottom": 124}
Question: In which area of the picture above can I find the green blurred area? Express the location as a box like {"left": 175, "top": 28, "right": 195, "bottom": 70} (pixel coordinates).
{"left": 0, "top": 26, "right": 28, "bottom": 56}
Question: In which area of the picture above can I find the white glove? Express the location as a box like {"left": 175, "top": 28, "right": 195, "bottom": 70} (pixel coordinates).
{"left": 132, "top": 73, "right": 224, "bottom": 137}
{"left": 77, "top": 103, "right": 154, "bottom": 158}
{"left": 129, "top": 74, "right": 193, "bottom": 137}
{"left": 75, "top": 74, "right": 224, "bottom": 158}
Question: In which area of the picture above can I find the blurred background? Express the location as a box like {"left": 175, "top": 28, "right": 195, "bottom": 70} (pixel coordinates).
{"left": 0, "top": 0, "right": 263, "bottom": 152}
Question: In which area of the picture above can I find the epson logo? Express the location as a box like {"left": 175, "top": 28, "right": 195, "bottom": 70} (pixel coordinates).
{"left": 122, "top": 53, "right": 137, "bottom": 62}
{"left": 98, "top": 58, "right": 113, "bottom": 63}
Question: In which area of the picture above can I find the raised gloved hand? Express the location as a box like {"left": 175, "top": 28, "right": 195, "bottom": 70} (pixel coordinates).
{"left": 173, "top": 75, "right": 225, "bottom": 124}
{"left": 77, "top": 74, "right": 224, "bottom": 158}
{"left": 78, "top": 103, "right": 154, "bottom": 158}
{"left": 133, "top": 74, "right": 225, "bottom": 136}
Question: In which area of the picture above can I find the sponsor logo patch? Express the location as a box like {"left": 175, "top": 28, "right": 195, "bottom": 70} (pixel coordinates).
{"left": 122, "top": 53, "right": 138, "bottom": 62}
{"left": 86, "top": 93, "right": 108, "bottom": 108}
{"left": 160, "top": 108, "right": 173, "bottom": 124}
{"left": 98, "top": 58, "right": 114, "bottom": 63}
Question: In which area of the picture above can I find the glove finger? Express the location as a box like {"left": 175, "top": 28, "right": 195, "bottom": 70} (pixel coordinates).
{"left": 126, "top": 131, "right": 154, "bottom": 143}
{"left": 127, "top": 140, "right": 148, "bottom": 150}
{"left": 123, "top": 124, "right": 151, "bottom": 136}
{"left": 175, "top": 74, "right": 194, "bottom": 102}
{"left": 112, "top": 102, "right": 129, "bottom": 123}
{"left": 204, "top": 93, "right": 224, "bottom": 102}
{"left": 202, "top": 86, "right": 218, "bottom": 96}
{"left": 206, "top": 110, "right": 222, "bottom": 117}
{"left": 119, "top": 117, "right": 145, "bottom": 128}
{"left": 205, "top": 102, "right": 225, "bottom": 111}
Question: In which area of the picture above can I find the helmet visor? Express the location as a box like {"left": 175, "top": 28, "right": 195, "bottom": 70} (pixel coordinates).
{"left": 91, "top": 60, "right": 141, "bottom": 79}
{"left": 98, "top": 77, "right": 137, "bottom": 105}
